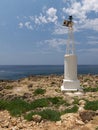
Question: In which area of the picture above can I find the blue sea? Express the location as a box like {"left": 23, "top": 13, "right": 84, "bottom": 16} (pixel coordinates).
{"left": 0, "top": 65, "right": 98, "bottom": 80}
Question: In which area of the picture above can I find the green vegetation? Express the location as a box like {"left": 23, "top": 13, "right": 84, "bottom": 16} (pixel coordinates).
{"left": 25, "top": 105, "right": 78, "bottom": 121}
{"left": 84, "top": 100, "right": 98, "bottom": 111}
{"left": 7, "top": 99, "right": 30, "bottom": 116}
{"left": 0, "top": 100, "right": 8, "bottom": 110}
{"left": 47, "top": 97, "right": 69, "bottom": 106}
{"left": 24, "top": 111, "right": 37, "bottom": 121}
{"left": 24, "top": 109, "right": 61, "bottom": 121}
{"left": 62, "top": 105, "right": 78, "bottom": 115}
{"left": 30, "top": 98, "right": 49, "bottom": 109}
{"left": 0, "top": 97, "right": 78, "bottom": 121}
{"left": 83, "top": 87, "right": 98, "bottom": 92}
{"left": 95, "top": 126, "right": 98, "bottom": 130}
{"left": 39, "top": 109, "right": 61, "bottom": 121}
{"left": 0, "top": 99, "right": 30, "bottom": 116}
{"left": 73, "top": 97, "right": 79, "bottom": 105}
{"left": 34, "top": 88, "right": 46, "bottom": 95}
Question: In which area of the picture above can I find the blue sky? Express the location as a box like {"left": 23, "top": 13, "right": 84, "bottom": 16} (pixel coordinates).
{"left": 0, "top": 0, "right": 98, "bottom": 65}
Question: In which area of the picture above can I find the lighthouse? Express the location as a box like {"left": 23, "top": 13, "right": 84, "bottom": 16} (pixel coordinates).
{"left": 61, "top": 16, "right": 82, "bottom": 91}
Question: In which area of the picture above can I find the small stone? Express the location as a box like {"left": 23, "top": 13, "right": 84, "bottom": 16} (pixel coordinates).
{"left": 76, "top": 119, "right": 85, "bottom": 125}
{"left": 32, "top": 115, "right": 42, "bottom": 122}
{"left": 17, "top": 123, "right": 23, "bottom": 129}
{"left": 4, "top": 121, "right": 9, "bottom": 127}
{"left": 56, "top": 121, "right": 62, "bottom": 126}
{"left": 78, "top": 106, "right": 85, "bottom": 112}
{"left": 96, "top": 110, "right": 98, "bottom": 115}
{"left": 79, "top": 100, "right": 86, "bottom": 106}
{"left": 11, "top": 118, "right": 17, "bottom": 126}
{"left": 32, "top": 121, "right": 36, "bottom": 126}
{"left": 0, "top": 86, "right": 4, "bottom": 91}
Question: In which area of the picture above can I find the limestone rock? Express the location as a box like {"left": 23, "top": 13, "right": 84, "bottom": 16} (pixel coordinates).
{"left": 32, "top": 115, "right": 42, "bottom": 122}
{"left": 79, "top": 110, "right": 96, "bottom": 122}
{"left": 55, "top": 121, "right": 62, "bottom": 126}
{"left": 79, "top": 100, "right": 86, "bottom": 106}
{"left": 81, "top": 126, "right": 91, "bottom": 130}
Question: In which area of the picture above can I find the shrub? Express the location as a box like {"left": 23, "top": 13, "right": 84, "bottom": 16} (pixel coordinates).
{"left": 6, "top": 99, "right": 30, "bottom": 116}
{"left": 24, "top": 111, "right": 37, "bottom": 121}
{"left": 47, "top": 97, "right": 69, "bottom": 106}
{"left": 48, "top": 97, "right": 61, "bottom": 105}
{"left": 34, "top": 88, "right": 46, "bottom": 95}
{"left": 83, "top": 87, "right": 98, "bottom": 92}
{"left": 84, "top": 100, "right": 98, "bottom": 111}
{"left": 39, "top": 109, "right": 61, "bottom": 121}
{"left": 62, "top": 105, "right": 78, "bottom": 114}
{"left": 0, "top": 100, "right": 8, "bottom": 110}
{"left": 24, "top": 109, "right": 61, "bottom": 121}
{"left": 73, "top": 97, "right": 79, "bottom": 105}
{"left": 30, "top": 98, "right": 49, "bottom": 109}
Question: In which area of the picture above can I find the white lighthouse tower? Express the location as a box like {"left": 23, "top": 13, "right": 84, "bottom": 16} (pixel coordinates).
{"left": 61, "top": 16, "right": 82, "bottom": 91}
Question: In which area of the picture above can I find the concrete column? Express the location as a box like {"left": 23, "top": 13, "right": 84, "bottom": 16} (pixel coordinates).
{"left": 61, "top": 54, "right": 82, "bottom": 91}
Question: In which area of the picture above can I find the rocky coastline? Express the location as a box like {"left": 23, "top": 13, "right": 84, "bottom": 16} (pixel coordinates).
{"left": 0, "top": 74, "right": 98, "bottom": 130}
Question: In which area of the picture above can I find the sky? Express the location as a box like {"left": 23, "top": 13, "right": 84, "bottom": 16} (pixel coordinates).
{"left": 0, "top": 0, "right": 98, "bottom": 65}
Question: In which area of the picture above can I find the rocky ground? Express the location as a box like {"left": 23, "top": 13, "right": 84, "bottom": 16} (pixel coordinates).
{"left": 0, "top": 74, "right": 98, "bottom": 130}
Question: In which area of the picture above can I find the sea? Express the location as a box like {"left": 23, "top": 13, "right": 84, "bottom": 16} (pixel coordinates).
{"left": 0, "top": 65, "right": 98, "bottom": 80}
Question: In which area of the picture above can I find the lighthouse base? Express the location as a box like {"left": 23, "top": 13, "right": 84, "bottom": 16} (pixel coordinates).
{"left": 61, "top": 79, "right": 82, "bottom": 91}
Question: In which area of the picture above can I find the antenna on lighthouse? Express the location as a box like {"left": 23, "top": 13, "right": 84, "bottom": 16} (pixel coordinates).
{"left": 63, "top": 16, "right": 75, "bottom": 54}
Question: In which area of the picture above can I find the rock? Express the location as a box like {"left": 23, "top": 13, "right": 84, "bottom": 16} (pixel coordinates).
{"left": 23, "top": 93, "right": 31, "bottom": 99}
{"left": 83, "top": 82, "right": 89, "bottom": 86}
{"left": 32, "top": 115, "right": 42, "bottom": 122}
{"left": 61, "top": 113, "right": 79, "bottom": 121}
{"left": 91, "top": 116, "right": 98, "bottom": 124}
{"left": 79, "top": 100, "right": 86, "bottom": 106}
{"left": 96, "top": 110, "right": 98, "bottom": 115}
{"left": 81, "top": 126, "right": 91, "bottom": 130}
{"left": 17, "top": 123, "right": 23, "bottom": 129}
{"left": 61, "top": 113, "right": 84, "bottom": 129}
{"left": 79, "top": 110, "right": 96, "bottom": 122}
{"left": 75, "top": 119, "right": 85, "bottom": 125}
{"left": 78, "top": 106, "right": 85, "bottom": 112}
{"left": 11, "top": 118, "right": 17, "bottom": 126}
{"left": 1, "top": 121, "right": 9, "bottom": 128}
{"left": 0, "top": 86, "right": 4, "bottom": 91}
{"left": 55, "top": 121, "right": 62, "bottom": 126}
{"left": 28, "top": 84, "right": 32, "bottom": 88}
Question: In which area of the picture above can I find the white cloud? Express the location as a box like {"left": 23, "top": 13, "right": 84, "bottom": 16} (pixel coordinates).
{"left": 63, "top": 2, "right": 86, "bottom": 22}
{"left": 18, "top": 22, "right": 23, "bottom": 28}
{"left": 43, "top": 38, "right": 67, "bottom": 52}
{"left": 25, "top": 22, "right": 33, "bottom": 30}
{"left": 39, "top": 14, "right": 48, "bottom": 24}
{"left": 46, "top": 7, "right": 58, "bottom": 23}
{"left": 62, "top": 0, "right": 98, "bottom": 32}
{"left": 32, "top": 7, "right": 58, "bottom": 25}
{"left": 63, "top": 0, "right": 98, "bottom": 21}
{"left": 80, "top": 18, "right": 98, "bottom": 31}
{"left": 34, "top": 16, "right": 41, "bottom": 24}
